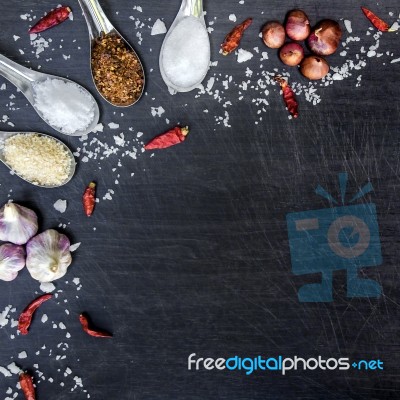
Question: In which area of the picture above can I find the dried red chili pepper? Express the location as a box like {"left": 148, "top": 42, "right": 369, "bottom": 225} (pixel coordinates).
{"left": 79, "top": 313, "right": 112, "bottom": 338}
{"left": 83, "top": 182, "right": 96, "bottom": 217}
{"left": 19, "top": 372, "right": 36, "bottom": 400}
{"left": 361, "top": 7, "right": 394, "bottom": 32}
{"left": 274, "top": 76, "right": 299, "bottom": 119}
{"left": 29, "top": 6, "right": 72, "bottom": 34}
{"left": 18, "top": 294, "right": 53, "bottom": 335}
{"left": 221, "top": 18, "right": 253, "bottom": 55}
{"left": 144, "top": 126, "right": 189, "bottom": 150}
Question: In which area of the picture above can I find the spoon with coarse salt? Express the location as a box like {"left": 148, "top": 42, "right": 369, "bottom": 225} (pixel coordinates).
{"left": 0, "top": 131, "right": 76, "bottom": 188}
{"left": 0, "top": 54, "right": 99, "bottom": 136}
{"left": 159, "top": 0, "right": 210, "bottom": 93}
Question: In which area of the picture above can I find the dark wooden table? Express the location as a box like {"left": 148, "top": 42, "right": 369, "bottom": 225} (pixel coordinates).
{"left": 0, "top": 1, "right": 399, "bottom": 399}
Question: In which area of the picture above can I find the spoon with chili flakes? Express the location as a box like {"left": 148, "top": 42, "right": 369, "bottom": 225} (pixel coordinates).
{"left": 78, "top": 0, "right": 145, "bottom": 107}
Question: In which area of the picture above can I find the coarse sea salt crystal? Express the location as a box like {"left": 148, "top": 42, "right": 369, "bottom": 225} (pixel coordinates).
{"left": 53, "top": 199, "right": 67, "bottom": 213}
{"left": 151, "top": 106, "right": 165, "bottom": 117}
{"left": 0, "top": 366, "right": 12, "bottom": 377}
{"left": 161, "top": 16, "right": 210, "bottom": 89}
{"left": 40, "top": 282, "right": 56, "bottom": 293}
{"left": 0, "top": 305, "right": 12, "bottom": 327}
{"left": 41, "top": 314, "right": 48, "bottom": 323}
{"left": 229, "top": 14, "right": 237, "bottom": 22}
{"left": 69, "top": 243, "right": 81, "bottom": 252}
{"left": 108, "top": 122, "right": 119, "bottom": 129}
{"left": 237, "top": 49, "right": 253, "bottom": 63}
{"left": 7, "top": 362, "right": 21, "bottom": 374}
{"left": 18, "top": 351, "right": 27, "bottom": 359}
{"left": 151, "top": 19, "right": 167, "bottom": 35}
{"left": 344, "top": 20, "right": 352, "bottom": 33}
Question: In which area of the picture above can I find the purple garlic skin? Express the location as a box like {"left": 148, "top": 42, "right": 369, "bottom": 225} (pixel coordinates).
{"left": 26, "top": 229, "right": 72, "bottom": 283}
{"left": 0, "top": 202, "right": 38, "bottom": 245}
{"left": 0, "top": 243, "right": 26, "bottom": 281}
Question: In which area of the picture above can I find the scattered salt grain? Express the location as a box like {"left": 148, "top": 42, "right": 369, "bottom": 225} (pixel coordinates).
{"left": 41, "top": 314, "right": 48, "bottom": 323}
{"left": 18, "top": 351, "right": 27, "bottom": 359}
{"left": 161, "top": 16, "right": 210, "bottom": 89}
{"left": 108, "top": 122, "right": 119, "bottom": 129}
{"left": 13, "top": 35, "right": 20, "bottom": 41}
{"left": 391, "top": 57, "right": 400, "bottom": 63}
{"left": 40, "top": 282, "right": 56, "bottom": 293}
{"left": 229, "top": 14, "right": 237, "bottom": 22}
{"left": 390, "top": 22, "right": 399, "bottom": 31}
{"left": 53, "top": 199, "right": 67, "bottom": 213}
{"left": 0, "top": 366, "right": 11, "bottom": 377}
{"left": 151, "top": 19, "right": 167, "bottom": 35}
{"left": 69, "top": 243, "right": 81, "bottom": 252}
{"left": 237, "top": 49, "right": 253, "bottom": 63}
{"left": 344, "top": 20, "right": 352, "bottom": 33}
{"left": 7, "top": 362, "right": 21, "bottom": 374}
{"left": 151, "top": 106, "right": 165, "bottom": 117}
{"left": 91, "top": 123, "right": 104, "bottom": 133}
{"left": 33, "top": 78, "right": 97, "bottom": 135}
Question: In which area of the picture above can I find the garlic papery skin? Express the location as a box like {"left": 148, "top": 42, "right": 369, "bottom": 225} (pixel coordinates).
{"left": 0, "top": 202, "right": 39, "bottom": 245}
{"left": 0, "top": 243, "right": 26, "bottom": 281}
{"left": 26, "top": 229, "right": 72, "bottom": 283}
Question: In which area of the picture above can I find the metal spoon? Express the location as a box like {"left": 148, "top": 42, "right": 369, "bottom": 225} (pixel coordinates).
{"left": 0, "top": 131, "right": 76, "bottom": 188}
{"left": 78, "top": 0, "right": 145, "bottom": 107}
{"left": 159, "top": 0, "right": 210, "bottom": 93}
{"left": 0, "top": 54, "right": 99, "bottom": 136}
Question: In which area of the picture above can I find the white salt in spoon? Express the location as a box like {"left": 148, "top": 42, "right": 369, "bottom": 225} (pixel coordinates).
{"left": 159, "top": 0, "right": 210, "bottom": 92}
{"left": 0, "top": 131, "right": 76, "bottom": 188}
{"left": 0, "top": 54, "right": 100, "bottom": 136}
{"left": 78, "top": 0, "right": 145, "bottom": 107}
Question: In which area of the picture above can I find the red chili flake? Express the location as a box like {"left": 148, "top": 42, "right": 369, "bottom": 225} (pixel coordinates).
{"left": 144, "top": 126, "right": 189, "bottom": 150}
{"left": 79, "top": 313, "right": 112, "bottom": 338}
{"left": 18, "top": 294, "right": 52, "bottom": 335}
{"left": 221, "top": 18, "right": 253, "bottom": 55}
{"left": 274, "top": 76, "right": 299, "bottom": 119}
{"left": 19, "top": 372, "right": 36, "bottom": 400}
{"left": 83, "top": 182, "right": 96, "bottom": 217}
{"left": 29, "top": 6, "right": 72, "bottom": 34}
{"left": 361, "top": 7, "right": 394, "bottom": 32}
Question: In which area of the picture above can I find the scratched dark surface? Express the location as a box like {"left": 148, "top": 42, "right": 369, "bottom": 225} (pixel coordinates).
{"left": 0, "top": 0, "right": 399, "bottom": 399}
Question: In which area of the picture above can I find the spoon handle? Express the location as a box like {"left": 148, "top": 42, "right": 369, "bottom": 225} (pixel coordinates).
{"left": 0, "top": 54, "right": 36, "bottom": 98}
{"left": 78, "top": 0, "right": 114, "bottom": 40}
{"left": 180, "top": 0, "right": 204, "bottom": 18}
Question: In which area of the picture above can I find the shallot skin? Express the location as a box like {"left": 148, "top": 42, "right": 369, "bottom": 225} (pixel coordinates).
{"left": 285, "top": 9, "right": 311, "bottom": 41}
{"left": 262, "top": 21, "right": 286, "bottom": 49}
{"left": 308, "top": 19, "right": 342, "bottom": 56}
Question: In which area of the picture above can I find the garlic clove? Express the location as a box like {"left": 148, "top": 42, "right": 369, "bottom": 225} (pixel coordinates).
{"left": 0, "top": 202, "right": 39, "bottom": 245}
{"left": 26, "top": 229, "right": 72, "bottom": 283}
{"left": 0, "top": 243, "right": 26, "bottom": 281}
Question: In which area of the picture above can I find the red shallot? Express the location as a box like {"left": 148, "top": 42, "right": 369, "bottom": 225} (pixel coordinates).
{"left": 279, "top": 42, "right": 304, "bottom": 66}
{"left": 300, "top": 55, "right": 330, "bottom": 80}
{"left": 307, "top": 20, "right": 342, "bottom": 56}
{"left": 285, "top": 10, "right": 311, "bottom": 41}
{"left": 262, "top": 21, "right": 286, "bottom": 49}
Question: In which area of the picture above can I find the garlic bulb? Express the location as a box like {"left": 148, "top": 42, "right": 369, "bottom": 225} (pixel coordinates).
{"left": 26, "top": 229, "right": 72, "bottom": 282}
{"left": 0, "top": 243, "right": 26, "bottom": 281}
{"left": 0, "top": 202, "right": 38, "bottom": 245}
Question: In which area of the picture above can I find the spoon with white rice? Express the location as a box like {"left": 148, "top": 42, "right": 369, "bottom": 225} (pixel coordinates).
{"left": 0, "top": 54, "right": 99, "bottom": 136}
{"left": 0, "top": 132, "right": 76, "bottom": 188}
